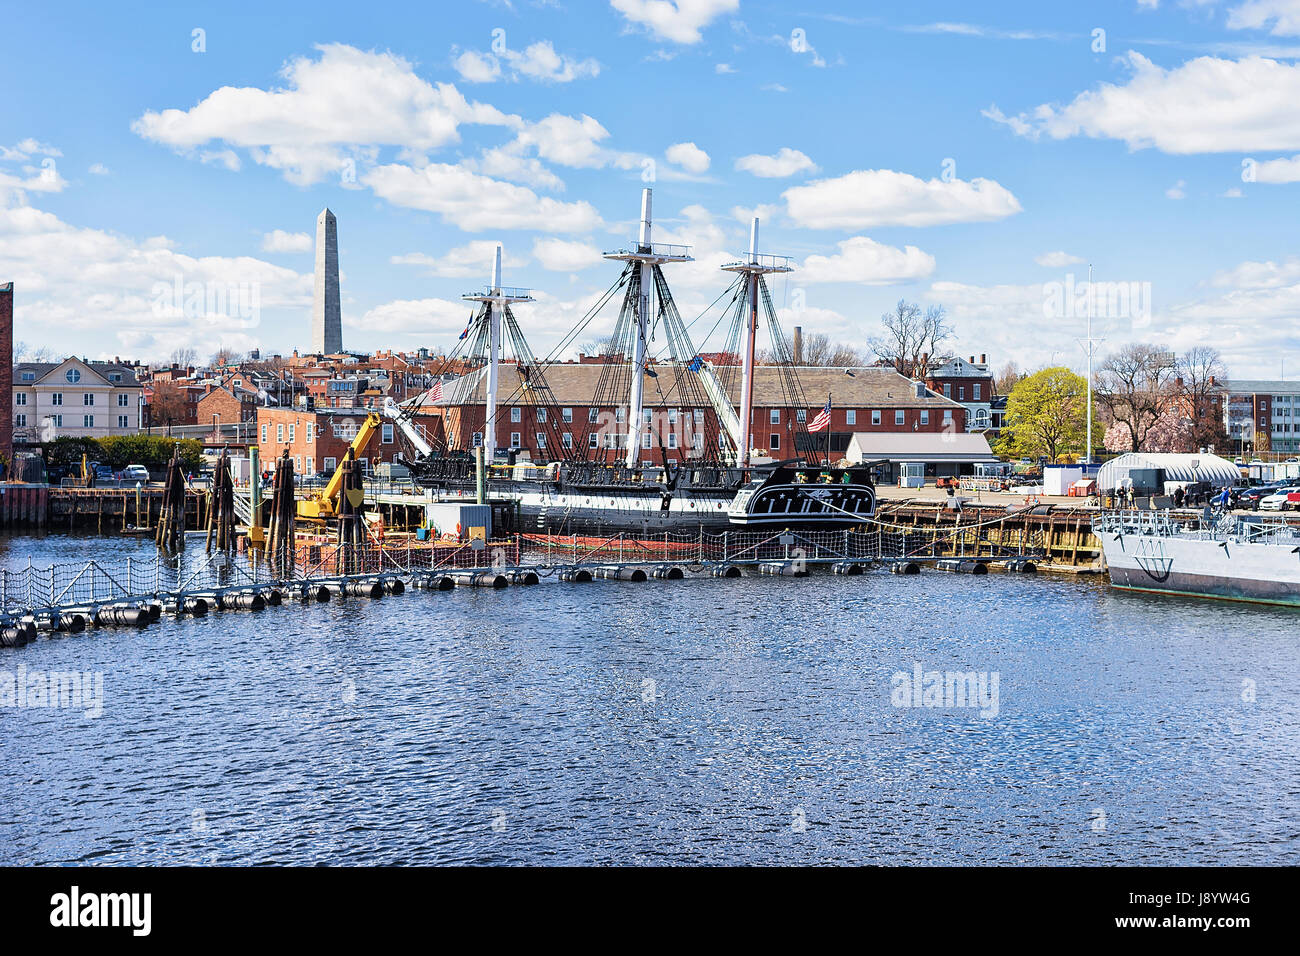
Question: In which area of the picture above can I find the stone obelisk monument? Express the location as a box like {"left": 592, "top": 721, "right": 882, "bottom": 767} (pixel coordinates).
{"left": 312, "top": 208, "right": 342, "bottom": 354}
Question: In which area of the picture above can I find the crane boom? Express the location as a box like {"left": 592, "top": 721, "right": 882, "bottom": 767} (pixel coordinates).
{"left": 298, "top": 411, "right": 382, "bottom": 520}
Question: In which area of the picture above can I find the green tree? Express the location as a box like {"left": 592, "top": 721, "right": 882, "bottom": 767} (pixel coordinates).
{"left": 993, "top": 366, "right": 1096, "bottom": 463}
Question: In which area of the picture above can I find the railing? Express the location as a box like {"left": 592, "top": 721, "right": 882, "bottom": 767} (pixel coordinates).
{"left": 603, "top": 242, "right": 694, "bottom": 260}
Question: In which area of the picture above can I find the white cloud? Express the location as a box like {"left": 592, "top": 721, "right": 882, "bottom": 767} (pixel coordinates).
{"left": 0, "top": 193, "right": 310, "bottom": 361}
{"left": 348, "top": 296, "right": 473, "bottom": 335}
{"left": 88, "top": 163, "right": 110, "bottom": 176}
{"left": 453, "top": 39, "right": 600, "bottom": 84}
{"left": 531, "top": 237, "right": 602, "bottom": 272}
{"left": 363, "top": 162, "right": 602, "bottom": 232}
{"left": 1035, "top": 251, "right": 1084, "bottom": 267}
{"left": 1251, "top": 153, "right": 1300, "bottom": 181}
{"left": 1228, "top": 1, "right": 1300, "bottom": 36}
{"left": 715, "top": 62, "right": 735, "bottom": 74}
{"left": 985, "top": 52, "right": 1300, "bottom": 153}
{"left": 735, "top": 147, "right": 816, "bottom": 178}
{"left": 1211, "top": 255, "right": 1300, "bottom": 288}
{"left": 132, "top": 44, "right": 518, "bottom": 185}
{"left": 665, "top": 141, "right": 710, "bottom": 174}
{"left": 609, "top": 0, "right": 739, "bottom": 44}
{"left": 783, "top": 168, "right": 1022, "bottom": 228}
{"left": 1222, "top": 186, "right": 1245, "bottom": 197}
{"left": 261, "top": 229, "right": 312, "bottom": 253}
{"left": 797, "top": 236, "right": 935, "bottom": 285}
{"left": 1166, "top": 179, "right": 1188, "bottom": 198}
{"left": 730, "top": 203, "right": 782, "bottom": 225}
{"left": 391, "top": 240, "right": 528, "bottom": 278}
{"left": 0, "top": 139, "right": 61, "bottom": 162}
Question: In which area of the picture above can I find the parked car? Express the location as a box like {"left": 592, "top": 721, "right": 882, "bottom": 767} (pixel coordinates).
{"left": 1236, "top": 485, "right": 1284, "bottom": 510}
{"left": 121, "top": 464, "right": 151, "bottom": 483}
{"left": 1258, "top": 486, "right": 1300, "bottom": 511}
{"left": 93, "top": 464, "right": 115, "bottom": 482}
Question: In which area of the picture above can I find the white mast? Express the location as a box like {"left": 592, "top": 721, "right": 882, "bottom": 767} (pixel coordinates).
{"left": 1085, "top": 263, "right": 1094, "bottom": 465}
{"left": 463, "top": 244, "right": 532, "bottom": 464}
{"left": 721, "top": 217, "right": 793, "bottom": 467}
{"left": 603, "top": 188, "right": 693, "bottom": 468}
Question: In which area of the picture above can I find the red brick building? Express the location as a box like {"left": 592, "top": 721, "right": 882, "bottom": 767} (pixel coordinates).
{"left": 196, "top": 384, "right": 257, "bottom": 431}
{"left": 255, "top": 406, "right": 408, "bottom": 478}
{"left": 0, "top": 283, "right": 12, "bottom": 471}
{"left": 408, "top": 363, "right": 966, "bottom": 464}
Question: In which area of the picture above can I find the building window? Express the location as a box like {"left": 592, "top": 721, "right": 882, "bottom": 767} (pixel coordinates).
{"left": 472, "top": 432, "right": 483, "bottom": 447}
{"left": 537, "top": 408, "right": 547, "bottom": 423}
{"left": 277, "top": 424, "right": 284, "bottom": 443}
{"left": 959, "top": 386, "right": 965, "bottom": 400}
{"left": 51, "top": 393, "right": 62, "bottom": 406}
{"left": 770, "top": 433, "right": 780, "bottom": 450}
{"left": 118, "top": 415, "right": 129, "bottom": 428}
{"left": 118, "top": 393, "right": 129, "bottom": 407}
{"left": 306, "top": 459, "right": 314, "bottom": 474}
{"left": 668, "top": 408, "right": 678, "bottom": 423}
{"left": 537, "top": 433, "right": 546, "bottom": 448}
{"left": 511, "top": 407, "right": 521, "bottom": 423}
{"left": 510, "top": 432, "right": 521, "bottom": 448}
{"left": 324, "top": 457, "right": 339, "bottom": 472}
{"left": 943, "top": 384, "right": 951, "bottom": 398}
{"left": 872, "top": 410, "right": 881, "bottom": 426}
{"left": 289, "top": 424, "right": 297, "bottom": 442}
{"left": 261, "top": 424, "right": 267, "bottom": 443}
{"left": 668, "top": 433, "right": 677, "bottom": 449}
{"left": 944, "top": 410, "right": 953, "bottom": 423}
{"left": 83, "top": 393, "right": 94, "bottom": 406}
{"left": 306, "top": 423, "right": 313, "bottom": 444}
{"left": 643, "top": 408, "right": 653, "bottom": 424}
{"left": 615, "top": 407, "right": 626, "bottom": 423}
{"left": 693, "top": 432, "right": 703, "bottom": 449}
{"left": 588, "top": 408, "right": 599, "bottom": 423}
{"left": 14, "top": 414, "right": 25, "bottom": 427}
{"left": 562, "top": 407, "right": 573, "bottom": 423}
{"left": 604, "top": 433, "right": 617, "bottom": 449}
{"left": 66, "top": 369, "right": 81, "bottom": 384}
{"left": 21, "top": 371, "right": 34, "bottom": 382}
{"left": 973, "top": 384, "right": 981, "bottom": 400}
{"left": 83, "top": 414, "right": 94, "bottom": 428}
{"left": 14, "top": 393, "right": 26, "bottom": 406}
{"left": 921, "top": 410, "right": 929, "bottom": 425}
{"left": 694, "top": 408, "right": 704, "bottom": 423}
{"left": 642, "top": 432, "right": 652, "bottom": 449}
{"left": 562, "top": 433, "right": 573, "bottom": 448}
{"left": 53, "top": 414, "right": 62, "bottom": 427}
{"left": 895, "top": 410, "right": 905, "bottom": 426}
{"left": 718, "top": 435, "right": 728, "bottom": 450}
{"left": 846, "top": 409, "right": 856, "bottom": 426}
{"left": 589, "top": 433, "right": 599, "bottom": 449}
{"left": 379, "top": 423, "right": 393, "bottom": 443}
{"left": 770, "top": 408, "right": 780, "bottom": 424}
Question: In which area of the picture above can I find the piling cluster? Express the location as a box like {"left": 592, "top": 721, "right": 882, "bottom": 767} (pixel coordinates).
{"left": 155, "top": 452, "right": 188, "bottom": 554}
{"left": 266, "top": 450, "right": 298, "bottom": 577}
{"left": 204, "top": 452, "right": 238, "bottom": 554}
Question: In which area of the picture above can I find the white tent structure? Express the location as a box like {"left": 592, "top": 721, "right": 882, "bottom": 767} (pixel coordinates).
{"left": 1096, "top": 452, "right": 1240, "bottom": 492}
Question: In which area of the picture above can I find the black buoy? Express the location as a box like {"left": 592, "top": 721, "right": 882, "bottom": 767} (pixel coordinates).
{"left": 57, "top": 613, "right": 87, "bottom": 634}
{"left": 559, "top": 568, "right": 593, "bottom": 583}
{"left": 832, "top": 561, "right": 864, "bottom": 575}
{"left": 343, "top": 580, "right": 385, "bottom": 599}
{"left": 509, "top": 570, "right": 540, "bottom": 586}
{"left": 889, "top": 561, "right": 921, "bottom": 575}
{"left": 382, "top": 577, "right": 407, "bottom": 595}
{"left": 184, "top": 597, "right": 210, "bottom": 616}
{"left": 94, "top": 606, "right": 151, "bottom": 628}
{"left": 220, "top": 591, "right": 267, "bottom": 611}
{"left": 711, "top": 564, "right": 741, "bottom": 578}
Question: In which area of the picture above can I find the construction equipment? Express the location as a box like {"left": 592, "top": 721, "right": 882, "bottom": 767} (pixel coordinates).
{"left": 296, "top": 412, "right": 381, "bottom": 522}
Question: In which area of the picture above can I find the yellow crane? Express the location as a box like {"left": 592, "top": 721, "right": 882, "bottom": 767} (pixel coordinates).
{"left": 295, "top": 411, "right": 382, "bottom": 521}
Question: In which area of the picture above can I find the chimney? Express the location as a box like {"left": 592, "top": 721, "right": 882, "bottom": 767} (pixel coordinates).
{"left": 1209, "top": 375, "right": 1217, "bottom": 386}
{"left": 920, "top": 352, "right": 928, "bottom": 372}
{"left": 969, "top": 355, "right": 975, "bottom": 364}
{"left": 979, "top": 353, "right": 986, "bottom": 365}
{"left": 793, "top": 326, "right": 803, "bottom": 365}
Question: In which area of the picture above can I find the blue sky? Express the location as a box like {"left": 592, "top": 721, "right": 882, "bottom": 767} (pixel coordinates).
{"left": 4, "top": 0, "right": 1300, "bottom": 377}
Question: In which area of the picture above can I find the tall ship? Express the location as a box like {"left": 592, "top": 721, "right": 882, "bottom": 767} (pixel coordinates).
{"left": 1094, "top": 509, "right": 1300, "bottom": 605}
{"left": 389, "top": 188, "right": 878, "bottom": 535}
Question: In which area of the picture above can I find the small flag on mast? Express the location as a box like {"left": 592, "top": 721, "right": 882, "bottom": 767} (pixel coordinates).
{"left": 808, "top": 397, "right": 832, "bottom": 432}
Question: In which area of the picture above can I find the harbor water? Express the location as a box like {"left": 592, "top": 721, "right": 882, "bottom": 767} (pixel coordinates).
{"left": 1, "top": 534, "right": 1297, "bottom": 865}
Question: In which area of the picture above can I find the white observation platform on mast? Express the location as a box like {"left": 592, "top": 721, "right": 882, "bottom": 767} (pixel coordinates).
{"left": 462, "top": 244, "right": 533, "bottom": 465}
{"left": 602, "top": 188, "right": 694, "bottom": 467}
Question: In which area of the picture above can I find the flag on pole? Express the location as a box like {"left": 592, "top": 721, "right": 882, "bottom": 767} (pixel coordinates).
{"left": 808, "top": 397, "right": 832, "bottom": 432}
{"left": 425, "top": 380, "right": 443, "bottom": 404}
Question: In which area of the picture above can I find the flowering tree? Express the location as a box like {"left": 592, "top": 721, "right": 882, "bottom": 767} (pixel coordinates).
{"left": 1105, "top": 410, "right": 1194, "bottom": 453}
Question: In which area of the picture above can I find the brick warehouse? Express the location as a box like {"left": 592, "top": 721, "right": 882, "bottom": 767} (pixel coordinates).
{"left": 0, "top": 283, "right": 12, "bottom": 472}
{"left": 406, "top": 363, "right": 967, "bottom": 464}
{"left": 256, "top": 406, "right": 409, "bottom": 478}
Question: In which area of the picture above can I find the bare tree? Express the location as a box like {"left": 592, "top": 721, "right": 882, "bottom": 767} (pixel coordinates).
{"left": 1095, "top": 344, "right": 1179, "bottom": 452}
{"left": 1177, "top": 346, "right": 1229, "bottom": 451}
{"left": 170, "top": 346, "right": 198, "bottom": 368}
{"left": 994, "top": 361, "right": 1024, "bottom": 396}
{"left": 209, "top": 346, "right": 244, "bottom": 368}
{"left": 763, "top": 331, "right": 864, "bottom": 366}
{"left": 14, "top": 341, "right": 58, "bottom": 362}
{"left": 148, "top": 380, "right": 189, "bottom": 426}
{"left": 868, "top": 300, "right": 952, "bottom": 377}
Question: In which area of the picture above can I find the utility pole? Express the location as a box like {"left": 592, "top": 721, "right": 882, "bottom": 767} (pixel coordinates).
{"left": 1084, "top": 264, "right": 1096, "bottom": 465}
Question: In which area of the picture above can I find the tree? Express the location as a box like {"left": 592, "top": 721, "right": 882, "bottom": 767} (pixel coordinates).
{"left": 149, "top": 380, "right": 189, "bottom": 426}
{"left": 14, "top": 341, "right": 58, "bottom": 362}
{"left": 1177, "top": 346, "right": 1228, "bottom": 451}
{"left": 993, "top": 366, "right": 1095, "bottom": 463}
{"left": 763, "top": 331, "right": 864, "bottom": 366}
{"left": 170, "top": 346, "right": 198, "bottom": 368}
{"left": 210, "top": 346, "right": 244, "bottom": 367}
{"left": 994, "top": 361, "right": 1024, "bottom": 396}
{"left": 1095, "top": 344, "right": 1179, "bottom": 453}
{"left": 868, "top": 300, "right": 951, "bottom": 377}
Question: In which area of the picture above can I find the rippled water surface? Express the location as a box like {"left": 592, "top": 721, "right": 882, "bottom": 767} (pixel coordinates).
{"left": 2, "top": 534, "right": 1297, "bottom": 865}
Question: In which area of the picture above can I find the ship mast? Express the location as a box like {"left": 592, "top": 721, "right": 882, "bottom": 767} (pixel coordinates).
{"left": 721, "top": 218, "right": 793, "bottom": 467}
{"left": 603, "top": 188, "right": 693, "bottom": 468}
{"left": 463, "top": 245, "right": 532, "bottom": 464}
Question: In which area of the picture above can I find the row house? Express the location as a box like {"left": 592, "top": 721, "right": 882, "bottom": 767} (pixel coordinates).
{"left": 13, "top": 357, "right": 143, "bottom": 441}
{"left": 923, "top": 354, "right": 995, "bottom": 432}
{"left": 1219, "top": 380, "right": 1298, "bottom": 455}
{"left": 255, "top": 406, "right": 407, "bottom": 478}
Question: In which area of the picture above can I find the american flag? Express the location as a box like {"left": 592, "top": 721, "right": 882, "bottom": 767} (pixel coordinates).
{"left": 424, "top": 380, "right": 443, "bottom": 404}
{"left": 808, "top": 398, "right": 831, "bottom": 432}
